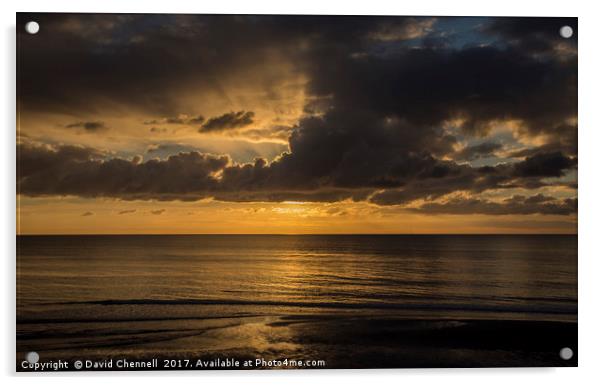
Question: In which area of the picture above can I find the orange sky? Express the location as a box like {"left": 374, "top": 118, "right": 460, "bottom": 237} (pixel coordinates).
{"left": 17, "top": 196, "right": 577, "bottom": 235}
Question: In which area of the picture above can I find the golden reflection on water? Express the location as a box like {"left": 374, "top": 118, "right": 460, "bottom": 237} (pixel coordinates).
{"left": 17, "top": 235, "right": 577, "bottom": 366}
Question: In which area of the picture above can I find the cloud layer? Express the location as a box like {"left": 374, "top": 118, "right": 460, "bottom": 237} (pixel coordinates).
{"left": 17, "top": 141, "right": 576, "bottom": 215}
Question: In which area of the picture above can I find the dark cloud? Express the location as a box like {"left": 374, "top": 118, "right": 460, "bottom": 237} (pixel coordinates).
{"left": 144, "top": 115, "right": 205, "bottom": 126}
{"left": 16, "top": 14, "right": 447, "bottom": 116}
{"left": 81, "top": 211, "right": 94, "bottom": 217}
{"left": 165, "top": 117, "right": 186, "bottom": 124}
{"left": 412, "top": 195, "right": 577, "bottom": 216}
{"left": 187, "top": 115, "right": 206, "bottom": 125}
{"left": 368, "top": 151, "right": 576, "bottom": 206}
{"left": 150, "top": 209, "right": 165, "bottom": 215}
{"left": 65, "top": 121, "right": 107, "bottom": 132}
{"left": 118, "top": 209, "right": 136, "bottom": 215}
{"left": 306, "top": 40, "right": 576, "bottom": 141}
{"left": 512, "top": 151, "right": 577, "bottom": 178}
{"left": 17, "top": 14, "right": 576, "bottom": 137}
{"left": 259, "top": 15, "right": 575, "bottom": 203}
{"left": 17, "top": 144, "right": 105, "bottom": 182}
{"left": 200, "top": 111, "right": 255, "bottom": 133}
{"left": 484, "top": 17, "right": 577, "bottom": 58}
{"left": 452, "top": 142, "right": 502, "bottom": 161}
{"left": 17, "top": 143, "right": 229, "bottom": 201}
{"left": 17, "top": 13, "right": 324, "bottom": 115}
{"left": 17, "top": 143, "right": 576, "bottom": 208}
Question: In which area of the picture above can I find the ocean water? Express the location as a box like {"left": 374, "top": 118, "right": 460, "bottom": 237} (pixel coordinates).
{"left": 16, "top": 235, "right": 578, "bottom": 369}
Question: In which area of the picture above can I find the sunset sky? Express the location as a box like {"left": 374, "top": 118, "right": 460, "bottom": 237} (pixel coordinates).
{"left": 16, "top": 14, "right": 577, "bottom": 234}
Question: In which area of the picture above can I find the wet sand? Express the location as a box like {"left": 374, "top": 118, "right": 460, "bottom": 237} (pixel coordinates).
{"left": 17, "top": 314, "right": 577, "bottom": 370}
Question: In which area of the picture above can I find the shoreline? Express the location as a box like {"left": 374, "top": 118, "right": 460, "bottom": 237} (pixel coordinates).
{"left": 17, "top": 315, "right": 577, "bottom": 371}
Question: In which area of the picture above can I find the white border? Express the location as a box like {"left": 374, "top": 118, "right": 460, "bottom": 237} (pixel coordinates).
{"left": 3, "top": 1, "right": 601, "bottom": 384}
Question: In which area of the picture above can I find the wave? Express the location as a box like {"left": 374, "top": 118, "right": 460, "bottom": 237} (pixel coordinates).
{"left": 49, "top": 297, "right": 577, "bottom": 316}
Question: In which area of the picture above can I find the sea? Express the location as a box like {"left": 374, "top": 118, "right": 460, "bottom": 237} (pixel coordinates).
{"left": 16, "top": 235, "right": 578, "bottom": 369}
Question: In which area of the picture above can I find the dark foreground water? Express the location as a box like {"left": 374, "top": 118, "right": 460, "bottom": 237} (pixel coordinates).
{"left": 17, "top": 235, "right": 577, "bottom": 370}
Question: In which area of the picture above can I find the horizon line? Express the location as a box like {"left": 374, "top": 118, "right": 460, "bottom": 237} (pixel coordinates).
{"left": 16, "top": 233, "right": 578, "bottom": 236}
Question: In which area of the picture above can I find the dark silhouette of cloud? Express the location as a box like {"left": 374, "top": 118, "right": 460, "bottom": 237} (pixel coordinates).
{"left": 453, "top": 142, "right": 502, "bottom": 161}
{"left": 200, "top": 111, "right": 255, "bottom": 133}
{"left": 512, "top": 151, "right": 577, "bottom": 178}
{"left": 412, "top": 195, "right": 577, "bottom": 216}
{"left": 17, "top": 143, "right": 229, "bottom": 201}
{"left": 484, "top": 17, "right": 577, "bottom": 58}
{"left": 65, "top": 121, "right": 107, "bottom": 132}
{"left": 17, "top": 143, "right": 576, "bottom": 212}
{"left": 144, "top": 115, "right": 205, "bottom": 126}
{"left": 187, "top": 115, "right": 206, "bottom": 125}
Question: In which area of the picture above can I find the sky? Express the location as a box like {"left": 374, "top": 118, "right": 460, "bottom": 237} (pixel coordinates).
{"left": 16, "top": 14, "right": 577, "bottom": 234}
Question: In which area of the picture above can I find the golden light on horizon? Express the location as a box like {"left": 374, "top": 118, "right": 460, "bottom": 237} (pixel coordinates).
{"left": 17, "top": 196, "right": 577, "bottom": 235}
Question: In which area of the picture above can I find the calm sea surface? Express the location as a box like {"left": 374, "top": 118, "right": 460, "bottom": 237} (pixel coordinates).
{"left": 16, "top": 235, "right": 577, "bottom": 368}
